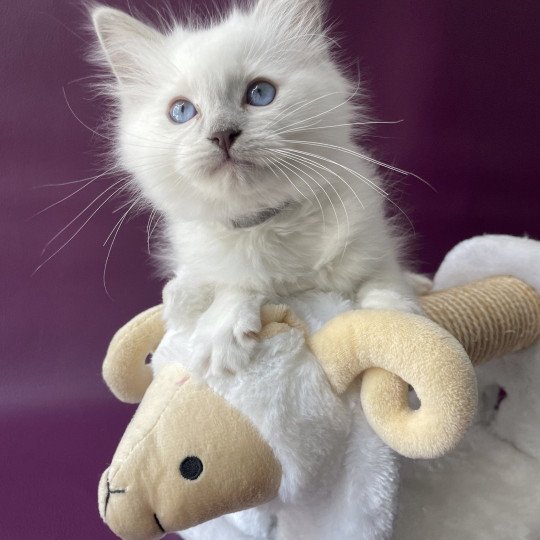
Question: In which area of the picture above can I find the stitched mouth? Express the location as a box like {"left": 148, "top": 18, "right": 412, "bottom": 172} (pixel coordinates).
{"left": 104, "top": 481, "right": 126, "bottom": 517}
{"left": 154, "top": 514, "right": 166, "bottom": 534}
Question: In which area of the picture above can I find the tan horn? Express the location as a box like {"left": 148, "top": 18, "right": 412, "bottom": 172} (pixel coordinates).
{"left": 309, "top": 310, "right": 477, "bottom": 459}
{"left": 309, "top": 276, "right": 540, "bottom": 459}
{"left": 102, "top": 305, "right": 165, "bottom": 404}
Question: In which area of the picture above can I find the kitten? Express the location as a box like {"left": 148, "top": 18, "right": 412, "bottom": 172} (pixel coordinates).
{"left": 92, "top": 0, "right": 423, "bottom": 377}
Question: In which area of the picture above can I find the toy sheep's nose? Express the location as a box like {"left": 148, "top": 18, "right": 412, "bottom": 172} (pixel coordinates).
{"left": 102, "top": 479, "right": 126, "bottom": 518}
{"left": 99, "top": 469, "right": 165, "bottom": 540}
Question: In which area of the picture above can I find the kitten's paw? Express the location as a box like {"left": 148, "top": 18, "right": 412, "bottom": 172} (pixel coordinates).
{"left": 188, "top": 304, "right": 263, "bottom": 377}
{"left": 406, "top": 272, "right": 433, "bottom": 296}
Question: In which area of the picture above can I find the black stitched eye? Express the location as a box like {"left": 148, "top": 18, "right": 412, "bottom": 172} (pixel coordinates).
{"left": 180, "top": 456, "right": 203, "bottom": 481}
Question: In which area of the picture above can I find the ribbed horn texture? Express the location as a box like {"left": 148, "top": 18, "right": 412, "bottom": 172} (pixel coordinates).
{"left": 421, "top": 276, "right": 540, "bottom": 365}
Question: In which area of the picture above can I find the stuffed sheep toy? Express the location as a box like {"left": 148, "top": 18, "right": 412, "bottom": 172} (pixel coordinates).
{"left": 98, "top": 235, "right": 540, "bottom": 540}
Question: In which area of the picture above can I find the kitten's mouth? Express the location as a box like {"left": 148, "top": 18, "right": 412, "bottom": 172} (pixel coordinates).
{"left": 211, "top": 155, "right": 253, "bottom": 174}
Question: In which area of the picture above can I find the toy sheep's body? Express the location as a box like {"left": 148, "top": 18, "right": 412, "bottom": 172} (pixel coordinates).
{"left": 99, "top": 235, "right": 540, "bottom": 540}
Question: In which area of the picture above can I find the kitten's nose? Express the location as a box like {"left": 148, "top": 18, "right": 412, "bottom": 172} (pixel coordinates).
{"left": 209, "top": 129, "right": 242, "bottom": 154}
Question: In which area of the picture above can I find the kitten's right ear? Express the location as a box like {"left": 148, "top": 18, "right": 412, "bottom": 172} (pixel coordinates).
{"left": 91, "top": 6, "right": 163, "bottom": 85}
{"left": 253, "top": 0, "right": 326, "bottom": 35}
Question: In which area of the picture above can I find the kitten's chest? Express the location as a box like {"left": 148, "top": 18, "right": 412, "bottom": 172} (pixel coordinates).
{"left": 174, "top": 223, "right": 353, "bottom": 293}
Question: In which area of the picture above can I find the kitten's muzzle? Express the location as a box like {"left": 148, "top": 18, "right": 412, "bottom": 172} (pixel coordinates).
{"left": 209, "top": 129, "right": 242, "bottom": 156}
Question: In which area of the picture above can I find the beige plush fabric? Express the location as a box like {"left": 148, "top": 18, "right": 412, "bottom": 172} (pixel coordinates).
{"left": 309, "top": 310, "right": 477, "bottom": 459}
{"left": 99, "top": 363, "right": 281, "bottom": 539}
{"left": 103, "top": 305, "right": 165, "bottom": 404}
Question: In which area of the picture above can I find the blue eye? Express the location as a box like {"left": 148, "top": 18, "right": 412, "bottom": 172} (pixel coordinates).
{"left": 170, "top": 99, "right": 198, "bottom": 124}
{"left": 246, "top": 81, "right": 276, "bottom": 107}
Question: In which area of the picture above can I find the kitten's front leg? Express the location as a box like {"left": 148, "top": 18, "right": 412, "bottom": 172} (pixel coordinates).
{"left": 188, "top": 288, "right": 265, "bottom": 377}
{"left": 356, "top": 270, "right": 428, "bottom": 315}
{"left": 162, "top": 275, "right": 214, "bottom": 330}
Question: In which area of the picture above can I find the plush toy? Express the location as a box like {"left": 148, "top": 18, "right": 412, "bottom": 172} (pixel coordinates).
{"left": 395, "top": 235, "right": 540, "bottom": 540}
{"left": 98, "top": 235, "right": 540, "bottom": 540}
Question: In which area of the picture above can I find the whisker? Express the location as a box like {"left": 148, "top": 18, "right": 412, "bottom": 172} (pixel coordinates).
{"left": 285, "top": 147, "right": 388, "bottom": 197}
{"left": 276, "top": 152, "right": 346, "bottom": 244}
{"left": 273, "top": 156, "right": 326, "bottom": 232}
{"left": 31, "top": 166, "right": 117, "bottom": 219}
{"left": 267, "top": 88, "right": 353, "bottom": 130}
{"left": 62, "top": 87, "right": 182, "bottom": 152}
{"left": 35, "top": 166, "right": 117, "bottom": 188}
{"left": 276, "top": 119, "right": 403, "bottom": 136}
{"left": 146, "top": 208, "right": 158, "bottom": 254}
{"left": 102, "top": 199, "right": 139, "bottom": 299}
{"left": 277, "top": 148, "right": 366, "bottom": 210}
{"left": 287, "top": 140, "right": 435, "bottom": 191}
{"left": 262, "top": 157, "right": 309, "bottom": 202}
{"left": 277, "top": 152, "right": 353, "bottom": 263}
{"left": 274, "top": 82, "right": 361, "bottom": 134}
{"left": 40, "top": 179, "right": 125, "bottom": 255}
{"left": 280, "top": 148, "right": 415, "bottom": 233}
{"left": 33, "top": 183, "right": 127, "bottom": 275}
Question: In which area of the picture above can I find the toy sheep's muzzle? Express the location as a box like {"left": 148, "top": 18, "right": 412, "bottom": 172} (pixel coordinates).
{"left": 99, "top": 363, "right": 281, "bottom": 540}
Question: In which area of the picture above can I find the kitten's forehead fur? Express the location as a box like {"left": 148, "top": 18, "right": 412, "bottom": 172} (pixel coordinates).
{"left": 92, "top": 0, "right": 358, "bottom": 223}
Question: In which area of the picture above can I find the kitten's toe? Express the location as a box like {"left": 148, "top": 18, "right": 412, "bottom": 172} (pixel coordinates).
{"left": 189, "top": 331, "right": 257, "bottom": 378}
{"left": 232, "top": 312, "right": 262, "bottom": 347}
{"left": 208, "top": 340, "right": 254, "bottom": 377}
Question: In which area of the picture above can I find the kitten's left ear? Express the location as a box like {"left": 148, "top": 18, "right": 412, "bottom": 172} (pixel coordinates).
{"left": 253, "top": 0, "right": 326, "bottom": 35}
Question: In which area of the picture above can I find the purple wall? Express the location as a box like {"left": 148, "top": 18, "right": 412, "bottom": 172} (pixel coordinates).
{"left": 1, "top": 1, "right": 538, "bottom": 537}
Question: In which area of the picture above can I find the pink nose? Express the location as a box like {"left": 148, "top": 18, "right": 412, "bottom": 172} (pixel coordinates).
{"left": 209, "top": 129, "right": 242, "bottom": 154}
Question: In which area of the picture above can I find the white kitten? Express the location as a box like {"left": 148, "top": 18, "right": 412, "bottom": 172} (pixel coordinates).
{"left": 92, "top": 0, "right": 422, "bottom": 377}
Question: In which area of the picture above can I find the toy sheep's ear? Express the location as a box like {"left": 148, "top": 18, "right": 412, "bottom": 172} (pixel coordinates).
{"left": 102, "top": 305, "right": 165, "bottom": 404}
{"left": 309, "top": 311, "right": 478, "bottom": 459}
{"left": 91, "top": 6, "right": 164, "bottom": 86}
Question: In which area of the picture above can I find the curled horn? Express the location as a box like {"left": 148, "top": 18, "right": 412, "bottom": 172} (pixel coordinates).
{"left": 102, "top": 305, "right": 165, "bottom": 404}
{"left": 309, "top": 276, "right": 540, "bottom": 459}
{"left": 309, "top": 311, "right": 476, "bottom": 459}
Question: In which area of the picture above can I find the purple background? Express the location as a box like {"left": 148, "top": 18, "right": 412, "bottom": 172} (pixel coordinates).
{"left": 1, "top": 0, "right": 538, "bottom": 538}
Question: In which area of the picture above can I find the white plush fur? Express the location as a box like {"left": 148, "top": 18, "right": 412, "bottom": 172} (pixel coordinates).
{"left": 152, "top": 235, "right": 540, "bottom": 539}
{"left": 92, "top": 0, "right": 419, "bottom": 376}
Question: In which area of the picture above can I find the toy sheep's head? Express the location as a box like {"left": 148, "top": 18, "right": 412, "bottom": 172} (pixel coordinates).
{"left": 99, "top": 302, "right": 484, "bottom": 539}
{"left": 98, "top": 361, "right": 281, "bottom": 539}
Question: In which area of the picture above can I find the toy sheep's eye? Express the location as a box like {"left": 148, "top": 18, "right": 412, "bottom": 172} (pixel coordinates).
{"left": 170, "top": 100, "right": 198, "bottom": 124}
{"left": 180, "top": 456, "right": 203, "bottom": 481}
{"left": 246, "top": 81, "right": 276, "bottom": 107}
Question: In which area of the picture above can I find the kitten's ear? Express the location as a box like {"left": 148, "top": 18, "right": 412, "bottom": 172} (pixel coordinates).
{"left": 253, "top": 0, "right": 325, "bottom": 35}
{"left": 91, "top": 6, "right": 163, "bottom": 84}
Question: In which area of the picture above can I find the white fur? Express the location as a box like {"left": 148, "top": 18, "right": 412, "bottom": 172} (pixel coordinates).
{"left": 92, "top": 0, "right": 419, "bottom": 375}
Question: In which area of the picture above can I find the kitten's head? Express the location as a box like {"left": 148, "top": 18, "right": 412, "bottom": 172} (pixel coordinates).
{"left": 92, "top": 0, "right": 357, "bottom": 224}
